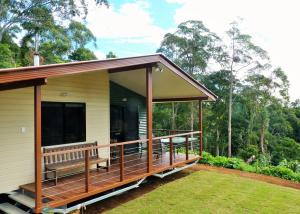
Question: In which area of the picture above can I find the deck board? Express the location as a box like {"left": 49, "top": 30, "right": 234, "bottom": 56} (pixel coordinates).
{"left": 20, "top": 152, "right": 199, "bottom": 209}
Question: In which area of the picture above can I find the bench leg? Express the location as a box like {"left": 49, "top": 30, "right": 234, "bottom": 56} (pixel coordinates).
{"left": 54, "top": 170, "right": 58, "bottom": 185}
{"left": 106, "top": 159, "right": 109, "bottom": 172}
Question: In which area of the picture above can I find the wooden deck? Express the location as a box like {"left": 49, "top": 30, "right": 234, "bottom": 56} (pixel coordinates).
{"left": 20, "top": 152, "right": 199, "bottom": 209}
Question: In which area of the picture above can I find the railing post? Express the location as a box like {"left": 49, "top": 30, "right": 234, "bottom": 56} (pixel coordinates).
{"left": 169, "top": 137, "right": 173, "bottom": 165}
{"left": 185, "top": 135, "right": 189, "bottom": 160}
{"left": 199, "top": 100, "right": 203, "bottom": 156}
{"left": 85, "top": 149, "right": 90, "bottom": 192}
{"left": 146, "top": 66, "right": 153, "bottom": 173}
{"left": 34, "top": 85, "right": 42, "bottom": 213}
{"left": 120, "top": 144, "right": 124, "bottom": 181}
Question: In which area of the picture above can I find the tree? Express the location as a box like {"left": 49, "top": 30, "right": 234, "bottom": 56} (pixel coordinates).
{"left": 69, "top": 47, "right": 97, "bottom": 61}
{"left": 202, "top": 70, "right": 230, "bottom": 155}
{"left": 20, "top": 21, "right": 97, "bottom": 65}
{"left": 106, "top": 51, "right": 117, "bottom": 59}
{"left": 0, "top": 43, "right": 14, "bottom": 67}
{"left": 0, "top": 0, "right": 109, "bottom": 42}
{"left": 157, "top": 20, "right": 225, "bottom": 134}
{"left": 225, "top": 21, "right": 270, "bottom": 157}
{"left": 157, "top": 20, "right": 224, "bottom": 77}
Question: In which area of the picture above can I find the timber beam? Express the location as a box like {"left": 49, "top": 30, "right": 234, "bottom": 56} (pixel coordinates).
{"left": 0, "top": 78, "right": 47, "bottom": 91}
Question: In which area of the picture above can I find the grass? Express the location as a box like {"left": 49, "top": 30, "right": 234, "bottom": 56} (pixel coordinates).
{"left": 106, "top": 171, "right": 300, "bottom": 214}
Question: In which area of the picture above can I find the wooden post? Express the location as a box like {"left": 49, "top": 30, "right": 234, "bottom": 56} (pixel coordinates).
{"left": 120, "top": 144, "right": 124, "bottom": 181}
{"left": 185, "top": 135, "right": 189, "bottom": 160}
{"left": 146, "top": 66, "right": 153, "bottom": 173}
{"left": 34, "top": 85, "right": 42, "bottom": 213}
{"left": 85, "top": 150, "right": 90, "bottom": 192}
{"left": 169, "top": 137, "right": 173, "bottom": 165}
{"left": 199, "top": 100, "right": 203, "bottom": 156}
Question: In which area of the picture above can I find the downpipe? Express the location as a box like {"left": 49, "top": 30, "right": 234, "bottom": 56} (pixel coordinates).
{"left": 42, "top": 178, "right": 146, "bottom": 214}
{"left": 153, "top": 161, "right": 198, "bottom": 179}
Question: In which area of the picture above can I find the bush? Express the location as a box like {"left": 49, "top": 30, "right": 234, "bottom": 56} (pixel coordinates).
{"left": 279, "top": 159, "right": 300, "bottom": 173}
{"left": 199, "top": 152, "right": 300, "bottom": 183}
{"left": 258, "top": 166, "right": 300, "bottom": 182}
{"left": 254, "top": 153, "right": 271, "bottom": 167}
{"left": 238, "top": 144, "right": 259, "bottom": 161}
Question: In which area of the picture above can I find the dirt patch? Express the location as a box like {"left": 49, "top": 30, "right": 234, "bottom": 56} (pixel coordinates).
{"left": 83, "top": 164, "right": 300, "bottom": 213}
{"left": 192, "top": 164, "right": 300, "bottom": 190}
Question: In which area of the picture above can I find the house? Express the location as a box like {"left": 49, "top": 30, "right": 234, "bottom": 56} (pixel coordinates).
{"left": 0, "top": 54, "right": 216, "bottom": 213}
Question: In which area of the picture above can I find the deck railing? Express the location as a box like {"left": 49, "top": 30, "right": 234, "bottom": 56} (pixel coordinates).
{"left": 40, "top": 131, "right": 201, "bottom": 209}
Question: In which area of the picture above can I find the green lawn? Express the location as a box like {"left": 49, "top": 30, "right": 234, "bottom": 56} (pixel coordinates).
{"left": 106, "top": 171, "right": 300, "bottom": 214}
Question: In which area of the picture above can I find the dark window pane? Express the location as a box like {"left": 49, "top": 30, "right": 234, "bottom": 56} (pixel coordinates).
{"left": 64, "top": 103, "right": 86, "bottom": 143}
{"left": 42, "top": 102, "right": 86, "bottom": 146}
{"left": 42, "top": 103, "right": 64, "bottom": 146}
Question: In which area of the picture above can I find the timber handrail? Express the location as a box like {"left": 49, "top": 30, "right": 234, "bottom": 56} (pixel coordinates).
{"left": 152, "top": 131, "right": 200, "bottom": 140}
{"left": 42, "top": 131, "right": 200, "bottom": 157}
{"left": 153, "top": 129, "right": 192, "bottom": 132}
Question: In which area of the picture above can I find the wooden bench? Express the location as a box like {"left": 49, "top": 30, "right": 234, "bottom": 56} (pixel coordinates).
{"left": 43, "top": 141, "right": 109, "bottom": 185}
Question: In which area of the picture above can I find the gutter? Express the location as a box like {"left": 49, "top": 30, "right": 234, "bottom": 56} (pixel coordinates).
{"left": 42, "top": 178, "right": 146, "bottom": 214}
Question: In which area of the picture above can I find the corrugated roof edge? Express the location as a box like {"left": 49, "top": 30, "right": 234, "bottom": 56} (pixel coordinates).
{"left": 0, "top": 53, "right": 217, "bottom": 101}
{"left": 0, "top": 54, "right": 161, "bottom": 73}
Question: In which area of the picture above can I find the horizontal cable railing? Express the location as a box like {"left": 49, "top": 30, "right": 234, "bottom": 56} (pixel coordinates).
{"left": 40, "top": 131, "right": 201, "bottom": 208}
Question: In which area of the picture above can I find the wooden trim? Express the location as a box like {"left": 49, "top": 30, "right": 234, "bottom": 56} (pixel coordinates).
{"left": 120, "top": 145, "right": 124, "bottom": 181}
{"left": 108, "top": 63, "right": 157, "bottom": 73}
{"left": 153, "top": 131, "right": 200, "bottom": 141}
{"left": 0, "top": 78, "right": 47, "bottom": 91}
{"left": 153, "top": 96, "right": 209, "bottom": 102}
{"left": 146, "top": 66, "right": 153, "bottom": 173}
{"left": 199, "top": 100, "right": 203, "bottom": 156}
{"left": 34, "top": 85, "right": 42, "bottom": 213}
{"left": 85, "top": 150, "right": 90, "bottom": 192}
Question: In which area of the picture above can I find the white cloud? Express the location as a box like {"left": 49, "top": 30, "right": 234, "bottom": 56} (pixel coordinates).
{"left": 167, "top": 0, "right": 300, "bottom": 100}
{"left": 86, "top": 0, "right": 167, "bottom": 46}
{"left": 94, "top": 50, "right": 106, "bottom": 59}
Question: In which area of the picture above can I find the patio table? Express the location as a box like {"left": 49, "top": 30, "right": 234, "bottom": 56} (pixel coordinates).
{"left": 160, "top": 137, "right": 198, "bottom": 158}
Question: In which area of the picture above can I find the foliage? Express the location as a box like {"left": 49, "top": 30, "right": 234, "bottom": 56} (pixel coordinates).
{"left": 200, "top": 152, "right": 300, "bottom": 182}
{"left": 157, "top": 20, "right": 224, "bottom": 76}
{"left": 0, "top": 44, "right": 14, "bottom": 67}
{"left": 279, "top": 159, "right": 300, "bottom": 173}
{"left": 156, "top": 19, "right": 300, "bottom": 165}
{"left": 0, "top": 0, "right": 107, "bottom": 67}
{"left": 268, "top": 137, "right": 300, "bottom": 165}
{"left": 69, "top": 47, "right": 97, "bottom": 61}
{"left": 106, "top": 51, "right": 117, "bottom": 59}
{"left": 238, "top": 144, "right": 259, "bottom": 161}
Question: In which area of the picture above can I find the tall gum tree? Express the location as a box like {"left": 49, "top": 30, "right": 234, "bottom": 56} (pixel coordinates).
{"left": 225, "top": 21, "right": 270, "bottom": 157}
{"left": 157, "top": 20, "right": 225, "bottom": 130}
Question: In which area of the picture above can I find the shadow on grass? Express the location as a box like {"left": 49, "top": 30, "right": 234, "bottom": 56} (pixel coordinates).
{"left": 85, "top": 170, "right": 193, "bottom": 214}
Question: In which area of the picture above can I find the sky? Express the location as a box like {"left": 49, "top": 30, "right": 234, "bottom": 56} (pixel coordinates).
{"left": 86, "top": 0, "right": 300, "bottom": 101}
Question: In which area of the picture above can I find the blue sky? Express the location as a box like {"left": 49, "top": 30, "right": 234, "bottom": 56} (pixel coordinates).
{"left": 86, "top": 0, "right": 300, "bottom": 100}
{"left": 87, "top": 0, "right": 180, "bottom": 57}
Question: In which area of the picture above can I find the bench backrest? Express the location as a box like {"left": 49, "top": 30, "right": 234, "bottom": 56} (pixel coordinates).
{"left": 43, "top": 142, "right": 99, "bottom": 166}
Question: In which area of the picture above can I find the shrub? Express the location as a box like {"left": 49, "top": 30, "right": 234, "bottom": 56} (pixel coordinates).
{"left": 199, "top": 152, "right": 300, "bottom": 183}
{"left": 254, "top": 153, "right": 271, "bottom": 168}
{"left": 238, "top": 144, "right": 259, "bottom": 161}
{"left": 279, "top": 159, "right": 300, "bottom": 173}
